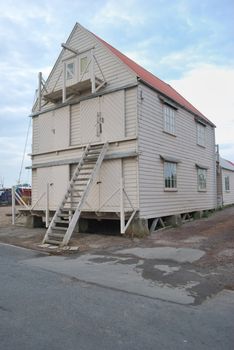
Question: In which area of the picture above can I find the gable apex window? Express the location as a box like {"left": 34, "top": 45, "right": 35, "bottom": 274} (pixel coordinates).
{"left": 66, "top": 62, "right": 75, "bottom": 80}
{"left": 163, "top": 104, "right": 176, "bottom": 135}
{"left": 80, "top": 56, "right": 88, "bottom": 75}
{"left": 196, "top": 122, "right": 206, "bottom": 147}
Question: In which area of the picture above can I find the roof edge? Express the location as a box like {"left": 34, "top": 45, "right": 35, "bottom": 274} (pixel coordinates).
{"left": 138, "top": 79, "right": 216, "bottom": 127}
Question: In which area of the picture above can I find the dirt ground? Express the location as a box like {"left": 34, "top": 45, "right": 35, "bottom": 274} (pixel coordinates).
{"left": 0, "top": 205, "right": 233, "bottom": 267}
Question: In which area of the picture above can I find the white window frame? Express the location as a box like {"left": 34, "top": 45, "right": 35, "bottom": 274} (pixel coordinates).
{"left": 163, "top": 104, "right": 176, "bottom": 135}
{"left": 78, "top": 52, "right": 91, "bottom": 80}
{"left": 164, "top": 162, "right": 177, "bottom": 190}
{"left": 224, "top": 176, "right": 230, "bottom": 192}
{"left": 66, "top": 61, "right": 75, "bottom": 80}
{"left": 197, "top": 168, "right": 207, "bottom": 191}
{"left": 197, "top": 122, "right": 206, "bottom": 147}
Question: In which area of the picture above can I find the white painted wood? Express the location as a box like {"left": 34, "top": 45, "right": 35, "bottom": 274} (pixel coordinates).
{"left": 11, "top": 186, "right": 15, "bottom": 225}
{"left": 38, "top": 106, "right": 69, "bottom": 153}
{"left": 80, "top": 97, "right": 100, "bottom": 144}
{"left": 222, "top": 168, "right": 234, "bottom": 205}
{"left": 32, "top": 117, "right": 39, "bottom": 153}
{"left": 70, "top": 104, "right": 81, "bottom": 145}
{"left": 42, "top": 24, "right": 136, "bottom": 108}
{"left": 100, "top": 90, "right": 125, "bottom": 142}
{"left": 34, "top": 165, "right": 69, "bottom": 210}
{"left": 99, "top": 159, "right": 121, "bottom": 211}
{"left": 31, "top": 169, "right": 38, "bottom": 206}
{"left": 120, "top": 176, "right": 125, "bottom": 234}
{"left": 138, "top": 83, "right": 217, "bottom": 219}
{"left": 123, "top": 157, "right": 138, "bottom": 210}
{"left": 125, "top": 87, "right": 137, "bottom": 137}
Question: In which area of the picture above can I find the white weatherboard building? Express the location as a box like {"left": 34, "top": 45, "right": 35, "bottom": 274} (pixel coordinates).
{"left": 29, "top": 23, "right": 218, "bottom": 245}
{"left": 216, "top": 156, "right": 234, "bottom": 206}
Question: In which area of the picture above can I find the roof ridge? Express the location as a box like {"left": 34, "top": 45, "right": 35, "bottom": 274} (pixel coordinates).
{"left": 88, "top": 30, "right": 214, "bottom": 126}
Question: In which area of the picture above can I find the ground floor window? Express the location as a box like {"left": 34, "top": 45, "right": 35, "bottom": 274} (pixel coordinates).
{"left": 225, "top": 176, "right": 230, "bottom": 191}
{"left": 197, "top": 168, "right": 207, "bottom": 191}
{"left": 164, "top": 162, "right": 177, "bottom": 189}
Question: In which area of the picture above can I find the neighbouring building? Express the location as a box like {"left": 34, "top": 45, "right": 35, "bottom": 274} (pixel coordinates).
{"left": 216, "top": 152, "right": 234, "bottom": 206}
{"left": 27, "top": 23, "right": 218, "bottom": 245}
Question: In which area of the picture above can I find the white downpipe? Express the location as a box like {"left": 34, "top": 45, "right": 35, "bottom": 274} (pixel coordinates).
{"left": 45, "top": 183, "right": 50, "bottom": 228}
{"left": 120, "top": 177, "right": 125, "bottom": 234}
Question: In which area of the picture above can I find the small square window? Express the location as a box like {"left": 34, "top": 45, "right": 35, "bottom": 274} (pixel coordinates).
{"left": 225, "top": 176, "right": 230, "bottom": 192}
{"left": 164, "top": 162, "right": 177, "bottom": 189}
{"left": 163, "top": 105, "right": 175, "bottom": 135}
{"left": 66, "top": 62, "right": 75, "bottom": 80}
{"left": 197, "top": 123, "right": 205, "bottom": 147}
{"left": 197, "top": 168, "right": 207, "bottom": 191}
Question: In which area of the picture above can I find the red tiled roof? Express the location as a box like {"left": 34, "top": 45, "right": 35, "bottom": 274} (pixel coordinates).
{"left": 94, "top": 34, "right": 215, "bottom": 126}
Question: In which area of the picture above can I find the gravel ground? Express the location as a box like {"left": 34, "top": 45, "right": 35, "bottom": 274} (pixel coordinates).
{"left": 0, "top": 205, "right": 233, "bottom": 265}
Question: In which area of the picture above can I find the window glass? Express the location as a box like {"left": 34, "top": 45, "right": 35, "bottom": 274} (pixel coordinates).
{"left": 164, "top": 105, "right": 175, "bottom": 135}
{"left": 80, "top": 56, "right": 88, "bottom": 75}
{"left": 197, "top": 123, "right": 205, "bottom": 147}
{"left": 225, "top": 176, "right": 230, "bottom": 191}
{"left": 164, "top": 162, "right": 177, "bottom": 189}
{"left": 198, "top": 168, "right": 207, "bottom": 190}
{"left": 66, "top": 62, "right": 75, "bottom": 80}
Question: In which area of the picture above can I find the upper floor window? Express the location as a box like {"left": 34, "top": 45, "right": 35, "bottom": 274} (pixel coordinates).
{"left": 80, "top": 56, "right": 88, "bottom": 76}
{"left": 197, "top": 122, "right": 205, "bottom": 147}
{"left": 164, "top": 161, "right": 177, "bottom": 189}
{"left": 66, "top": 62, "right": 75, "bottom": 80}
{"left": 197, "top": 167, "right": 207, "bottom": 191}
{"left": 225, "top": 176, "right": 230, "bottom": 192}
{"left": 164, "top": 105, "right": 175, "bottom": 135}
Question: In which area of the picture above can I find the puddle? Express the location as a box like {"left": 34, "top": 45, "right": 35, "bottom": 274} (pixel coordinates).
{"left": 154, "top": 264, "right": 181, "bottom": 275}
{"left": 116, "top": 247, "right": 205, "bottom": 263}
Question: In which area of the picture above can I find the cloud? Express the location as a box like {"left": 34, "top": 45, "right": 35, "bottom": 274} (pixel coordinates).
{"left": 169, "top": 64, "right": 234, "bottom": 161}
{"left": 0, "top": 2, "right": 53, "bottom": 25}
{"left": 92, "top": 0, "right": 147, "bottom": 27}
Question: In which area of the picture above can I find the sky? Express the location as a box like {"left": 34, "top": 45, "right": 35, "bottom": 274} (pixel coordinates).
{"left": 0, "top": 0, "right": 234, "bottom": 187}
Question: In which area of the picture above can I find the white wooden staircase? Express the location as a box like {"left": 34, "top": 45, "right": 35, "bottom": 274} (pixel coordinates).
{"left": 42, "top": 142, "right": 108, "bottom": 246}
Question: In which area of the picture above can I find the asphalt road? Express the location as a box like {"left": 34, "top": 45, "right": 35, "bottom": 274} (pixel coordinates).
{"left": 0, "top": 243, "right": 234, "bottom": 350}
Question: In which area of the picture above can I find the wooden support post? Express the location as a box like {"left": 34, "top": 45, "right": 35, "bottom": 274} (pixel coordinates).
{"left": 12, "top": 186, "right": 15, "bottom": 225}
{"left": 90, "top": 49, "right": 95, "bottom": 93}
{"left": 120, "top": 177, "right": 125, "bottom": 234}
{"left": 38, "top": 72, "right": 42, "bottom": 111}
{"left": 62, "top": 62, "right": 66, "bottom": 103}
{"left": 45, "top": 183, "right": 49, "bottom": 228}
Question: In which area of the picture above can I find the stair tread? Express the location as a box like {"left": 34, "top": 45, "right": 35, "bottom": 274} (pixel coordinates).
{"left": 48, "top": 232, "right": 65, "bottom": 238}
{"left": 52, "top": 226, "right": 68, "bottom": 231}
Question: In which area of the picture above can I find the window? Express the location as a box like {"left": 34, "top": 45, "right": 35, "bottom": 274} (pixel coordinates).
{"left": 80, "top": 56, "right": 88, "bottom": 75}
{"left": 66, "top": 62, "right": 75, "bottom": 80}
{"left": 197, "top": 168, "right": 207, "bottom": 191}
{"left": 197, "top": 123, "right": 205, "bottom": 147}
{"left": 164, "top": 162, "right": 177, "bottom": 189}
{"left": 164, "top": 105, "right": 175, "bottom": 135}
{"left": 225, "top": 176, "right": 230, "bottom": 192}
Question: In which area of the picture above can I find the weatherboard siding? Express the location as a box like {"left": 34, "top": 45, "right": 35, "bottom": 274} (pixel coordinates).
{"left": 123, "top": 157, "right": 138, "bottom": 210}
{"left": 125, "top": 87, "right": 137, "bottom": 137}
{"left": 138, "top": 84, "right": 217, "bottom": 219}
{"left": 70, "top": 104, "right": 81, "bottom": 146}
{"left": 43, "top": 24, "right": 136, "bottom": 107}
{"left": 222, "top": 169, "right": 234, "bottom": 205}
{"left": 32, "top": 117, "right": 39, "bottom": 154}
